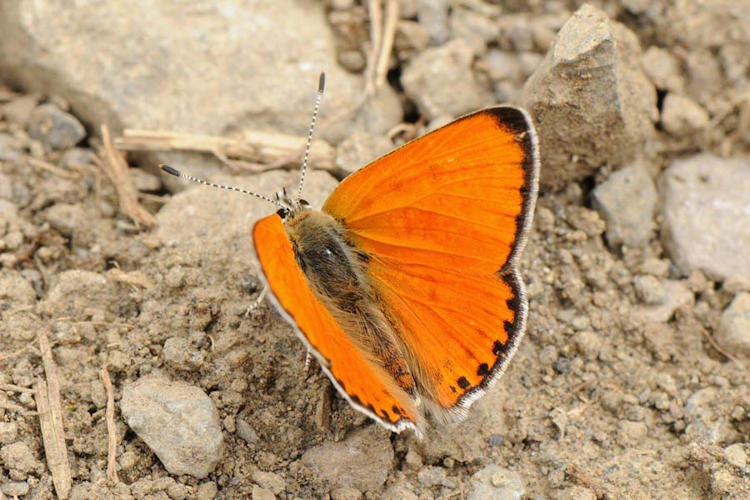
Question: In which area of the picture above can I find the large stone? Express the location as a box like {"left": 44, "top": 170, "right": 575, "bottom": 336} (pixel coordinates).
{"left": 120, "top": 378, "right": 224, "bottom": 479}
{"left": 661, "top": 154, "right": 750, "bottom": 282}
{"left": 401, "top": 38, "right": 491, "bottom": 121}
{"left": 40, "top": 270, "right": 116, "bottom": 319}
{"left": 0, "top": 2, "right": 368, "bottom": 164}
{"left": 592, "top": 162, "right": 657, "bottom": 248}
{"left": 717, "top": 293, "right": 750, "bottom": 358}
{"left": 520, "top": 4, "right": 656, "bottom": 191}
{"left": 300, "top": 427, "right": 393, "bottom": 492}
{"left": 467, "top": 465, "right": 525, "bottom": 500}
{"left": 660, "top": 93, "right": 710, "bottom": 136}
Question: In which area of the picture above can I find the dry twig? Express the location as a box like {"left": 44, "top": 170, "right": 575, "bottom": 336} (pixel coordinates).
{"left": 115, "top": 128, "right": 335, "bottom": 172}
{"left": 35, "top": 331, "right": 72, "bottom": 500}
{"left": 0, "top": 383, "right": 36, "bottom": 394}
{"left": 99, "top": 365, "right": 120, "bottom": 483}
{"left": 96, "top": 124, "right": 156, "bottom": 228}
{"left": 24, "top": 155, "right": 79, "bottom": 180}
{"left": 702, "top": 328, "right": 741, "bottom": 363}
{"left": 366, "top": 0, "right": 399, "bottom": 95}
{"left": 106, "top": 268, "right": 154, "bottom": 290}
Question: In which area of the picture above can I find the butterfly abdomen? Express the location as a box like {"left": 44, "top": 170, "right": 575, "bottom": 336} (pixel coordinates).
{"left": 284, "top": 210, "right": 417, "bottom": 395}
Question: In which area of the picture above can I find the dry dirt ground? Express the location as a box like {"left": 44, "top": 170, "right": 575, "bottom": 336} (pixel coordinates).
{"left": 1, "top": 1, "right": 749, "bottom": 499}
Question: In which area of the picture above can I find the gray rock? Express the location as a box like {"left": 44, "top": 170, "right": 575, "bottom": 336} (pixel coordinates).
{"left": 251, "top": 486, "right": 275, "bottom": 500}
{"left": 661, "top": 154, "right": 750, "bottom": 282}
{"left": 300, "top": 427, "right": 393, "bottom": 492}
{"left": 1, "top": 481, "right": 29, "bottom": 497}
{"left": 120, "top": 378, "right": 224, "bottom": 478}
{"left": 402, "top": 38, "right": 490, "bottom": 121}
{"left": 0, "top": 442, "right": 43, "bottom": 480}
{"left": 417, "top": 0, "right": 450, "bottom": 45}
{"left": 0, "top": 1, "right": 363, "bottom": 167}
{"left": 521, "top": 4, "right": 656, "bottom": 190}
{"left": 337, "top": 49, "right": 366, "bottom": 73}
{"left": 43, "top": 202, "right": 87, "bottom": 237}
{"left": 59, "top": 147, "right": 96, "bottom": 170}
{"left": 0, "top": 271, "right": 36, "bottom": 307}
{"left": 717, "top": 292, "right": 750, "bottom": 357}
{"left": 0, "top": 422, "right": 18, "bottom": 444}
{"left": 593, "top": 162, "right": 657, "bottom": 248}
{"left": 335, "top": 130, "right": 394, "bottom": 177}
{"left": 450, "top": 6, "right": 497, "bottom": 56}
{"left": 251, "top": 470, "right": 284, "bottom": 496}
{"left": 642, "top": 46, "right": 685, "bottom": 93}
{"left": 636, "top": 280, "right": 694, "bottom": 323}
{"left": 162, "top": 337, "right": 205, "bottom": 370}
{"left": 555, "top": 486, "right": 597, "bottom": 500}
{"left": 40, "top": 270, "right": 115, "bottom": 319}
{"left": 417, "top": 465, "right": 447, "bottom": 487}
{"left": 661, "top": 93, "right": 710, "bottom": 136}
{"left": 28, "top": 103, "right": 86, "bottom": 150}
{"left": 330, "top": 487, "right": 363, "bottom": 500}
{"left": 382, "top": 483, "right": 419, "bottom": 500}
{"left": 634, "top": 275, "right": 666, "bottom": 305}
{"left": 468, "top": 465, "right": 525, "bottom": 500}
{"left": 724, "top": 443, "right": 748, "bottom": 468}
{"left": 485, "top": 50, "right": 522, "bottom": 83}
{"left": 196, "top": 481, "right": 218, "bottom": 500}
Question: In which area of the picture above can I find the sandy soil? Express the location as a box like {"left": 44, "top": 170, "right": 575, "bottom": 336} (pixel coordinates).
{"left": 0, "top": 1, "right": 748, "bottom": 499}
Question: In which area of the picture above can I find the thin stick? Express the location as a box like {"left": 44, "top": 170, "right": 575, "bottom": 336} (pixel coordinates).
{"left": 96, "top": 124, "right": 156, "bottom": 228}
{"left": 0, "top": 400, "right": 32, "bottom": 413}
{"left": 296, "top": 73, "right": 326, "bottom": 202}
{"left": 24, "top": 155, "right": 80, "bottom": 179}
{"left": 115, "top": 129, "right": 335, "bottom": 171}
{"left": 702, "top": 328, "right": 740, "bottom": 363}
{"left": 36, "top": 331, "right": 72, "bottom": 500}
{"left": 100, "top": 365, "right": 120, "bottom": 483}
{"left": 366, "top": 0, "right": 383, "bottom": 95}
{"left": 375, "top": 0, "right": 399, "bottom": 89}
{"left": 0, "top": 383, "right": 36, "bottom": 394}
{"left": 106, "top": 268, "right": 154, "bottom": 290}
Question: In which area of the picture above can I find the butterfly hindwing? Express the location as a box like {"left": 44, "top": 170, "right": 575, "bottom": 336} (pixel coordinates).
{"left": 252, "top": 214, "right": 422, "bottom": 432}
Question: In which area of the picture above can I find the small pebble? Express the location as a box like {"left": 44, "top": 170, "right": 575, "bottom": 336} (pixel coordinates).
{"left": 28, "top": 103, "right": 86, "bottom": 150}
{"left": 661, "top": 93, "right": 710, "bottom": 136}
{"left": 634, "top": 275, "right": 666, "bottom": 305}
{"left": 723, "top": 443, "right": 747, "bottom": 468}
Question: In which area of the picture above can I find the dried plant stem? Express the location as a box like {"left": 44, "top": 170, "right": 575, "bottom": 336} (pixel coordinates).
{"left": 115, "top": 128, "right": 335, "bottom": 172}
{"left": 35, "top": 331, "right": 72, "bottom": 500}
{"left": 100, "top": 365, "right": 120, "bottom": 483}
{"left": 96, "top": 124, "right": 156, "bottom": 229}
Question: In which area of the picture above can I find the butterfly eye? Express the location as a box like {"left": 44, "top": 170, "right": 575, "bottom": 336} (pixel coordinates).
{"left": 276, "top": 208, "right": 289, "bottom": 219}
{"left": 299, "top": 199, "right": 311, "bottom": 208}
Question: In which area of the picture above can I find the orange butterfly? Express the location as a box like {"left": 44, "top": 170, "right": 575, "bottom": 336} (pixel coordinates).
{"left": 163, "top": 74, "right": 539, "bottom": 436}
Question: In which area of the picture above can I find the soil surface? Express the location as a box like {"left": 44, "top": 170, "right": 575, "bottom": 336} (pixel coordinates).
{"left": 0, "top": 1, "right": 749, "bottom": 499}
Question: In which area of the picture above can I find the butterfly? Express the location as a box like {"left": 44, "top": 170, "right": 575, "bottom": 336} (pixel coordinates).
{"left": 163, "top": 73, "right": 539, "bottom": 436}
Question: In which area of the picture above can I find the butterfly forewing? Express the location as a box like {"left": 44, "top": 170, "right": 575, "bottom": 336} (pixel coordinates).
{"left": 322, "top": 107, "right": 539, "bottom": 415}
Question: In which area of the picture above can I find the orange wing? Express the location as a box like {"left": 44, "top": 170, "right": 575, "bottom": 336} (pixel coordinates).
{"left": 323, "top": 107, "right": 539, "bottom": 415}
{"left": 252, "top": 214, "right": 422, "bottom": 432}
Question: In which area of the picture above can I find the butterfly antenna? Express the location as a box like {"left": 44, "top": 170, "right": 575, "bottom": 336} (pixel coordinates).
{"left": 160, "top": 164, "right": 289, "bottom": 210}
{"left": 296, "top": 72, "right": 325, "bottom": 202}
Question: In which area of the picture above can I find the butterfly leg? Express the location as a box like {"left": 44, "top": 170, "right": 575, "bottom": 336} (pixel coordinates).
{"left": 243, "top": 286, "right": 268, "bottom": 317}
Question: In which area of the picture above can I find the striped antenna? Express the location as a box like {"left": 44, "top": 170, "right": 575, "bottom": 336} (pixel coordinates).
{"left": 296, "top": 72, "right": 326, "bottom": 202}
{"left": 160, "top": 164, "right": 289, "bottom": 210}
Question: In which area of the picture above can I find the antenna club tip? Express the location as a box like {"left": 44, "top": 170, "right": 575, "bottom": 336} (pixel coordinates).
{"left": 160, "top": 164, "right": 180, "bottom": 177}
{"left": 318, "top": 72, "right": 326, "bottom": 93}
